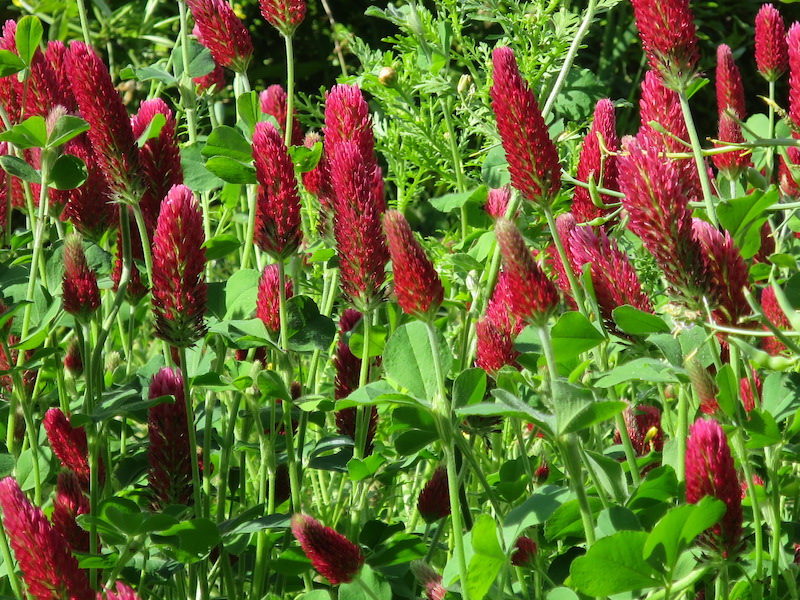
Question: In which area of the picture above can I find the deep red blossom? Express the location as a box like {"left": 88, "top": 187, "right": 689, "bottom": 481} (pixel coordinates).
{"left": 60, "top": 136, "right": 117, "bottom": 238}
{"left": 260, "top": 0, "right": 306, "bottom": 36}
{"left": 186, "top": 0, "right": 253, "bottom": 72}
{"left": 51, "top": 471, "right": 90, "bottom": 554}
{"left": 324, "top": 84, "right": 378, "bottom": 170}
{"left": 755, "top": 4, "right": 788, "bottom": 82}
{"left": 151, "top": 185, "right": 208, "bottom": 348}
{"left": 511, "top": 536, "right": 537, "bottom": 567}
{"left": 63, "top": 340, "right": 83, "bottom": 376}
{"left": 62, "top": 234, "right": 101, "bottom": 322}
{"left": 494, "top": 218, "right": 558, "bottom": 325}
{"left": 43, "top": 41, "right": 77, "bottom": 112}
{"left": 491, "top": 46, "right": 560, "bottom": 206}
{"left": 253, "top": 121, "right": 303, "bottom": 259}
{"left": 256, "top": 263, "right": 293, "bottom": 333}
{"left": 572, "top": 99, "right": 620, "bottom": 223}
{"left": 476, "top": 270, "right": 525, "bottom": 374}
{"left": 148, "top": 367, "right": 193, "bottom": 509}
{"left": 630, "top": 0, "right": 699, "bottom": 90}
{"left": 739, "top": 373, "right": 762, "bottom": 413}
{"left": 131, "top": 99, "right": 184, "bottom": 232}
{"left": 0, "top": 477, "right": 94, "bottom": 600}
{"left": 617, "top": 135, "right": 711, "bottom": 302}
{"left": 43, "top": 408, "right": 97, "bottom": 489}
{"left": 789, "top": 24, "right": 800, "bottom": 131}
{"left": 685, "top": 418, "right": 743, "bottom": 557}
{"left": 417, "top": 466, "right": 450, "bottom": 524}
{"left": 67, "top": 42, "right": 142, "bottom": 201}
{"left": 291, "top": 514, "right": 365, "bottom": 585}
{"left": 260, "top": 85, "right": 304, "bottom": 146}
{"left": 614, "top": 405, "right": 663, "bottom": 456}
{"left": 714, "top": 45, "right": 750, "bottom": 179}
{"left": 760, "top": 286, "right": 790, "bottom": 355}
{"left": 384, "top": 211, "right": 444, "bottom": 319}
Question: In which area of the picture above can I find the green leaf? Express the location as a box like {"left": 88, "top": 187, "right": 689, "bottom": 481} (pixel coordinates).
{"left": 453, "top": 368, "right": 487, "bottom": 408}
{"left": 136, "top": 113, "right": 166, "bottom": 148}
{"left": 347, "top": 453, "right": 386, "bottom": 481}
{"left": 552, "top": 68, "right": 605, "bottom": 122}
{"left": 181, "top": 144, "right": 223, "bottom": 192}
{"left": 742, "top": 409, "right": 782, "bottom": 448}
{"left": 714, "top": 364, "right": 737, "bottom": 418}
{"left": 134, "top": 66, "right": 177, "bottom": 85}
{"left": 347, "top": 321, "right": 387, "bottom": 359}
{"left": 153, "top": 518, "right": 221, "bottom": 564}
{"left": 172, "top": 38, "right": 215, "bottom": 79}
{"left": 429, "top": 186, "right": 488, "bottom": 212}
{"left": 383, "top": 321, "right": 452, "bottom": 401}
{"left": 549, "top": 312, "right": 604, "bottom": 362}
{"left": 204, "top": 156, "right": 256, "bottom": 184}
{"left": 551, "top": 380, "right": 625, "bottom": 435}
{"left": 584, "top": 450, "right": 627, "bottom": 504}
{"left": 288, "top": 142, "right": 322, "bottom": 173}
{"left": 47, "top": 115, "right": 90, "bottom": 148}
{"left": 237, "top": 91, "right": 259, "bottom": 134}
{"left": 15, "top": 16, "right": 43, "bottom": 65}
{"left": 0, "top": 49, "right": 26, "bottom": 77}
{"left": 338, "top": 565, "right": 392, "bottom": 600}
{"left": 49, "top": 154, "right": 87, "bottom": 190}
{"left": 595, "top": 358, "right": 679, "bottom": 387}
{"left": 466, "top": 514, "right": 505, "bottom": 600}
{"left": 481, "top": 144, "right": 509, "bottom": 188}
{"left": 202, "top": 126, "right": 253, "bottom": 162}
{"left": 285, "top": 295, "right": 336, "bottom": 352}
{"left": 545, "top": 497, "right": 603, "bottom": 540}
{"left": 0, "top": 115, "right": 48, "bottom": 149}
{"left": 224, "top": 268, "right": 260, "bottom": 318}
{"left": 502, "top": 485, "right": 570, "bottom": 547}
{"left": 16, "top": 446, "right": 52, "bottom": 491}
{"left": 612, "top": 305, "right": 670, "bottom": 335}
{"left": 716, "top": 187, "right": 778, "bottom": 259}
{"left": 0, "top": 155, "right": 40, "bottom": 183}
{"left": 570, "top": 531, "right": 662, "bottom": 595}
{"left": 203, "top": 234, "right": 241, "bottom": 261}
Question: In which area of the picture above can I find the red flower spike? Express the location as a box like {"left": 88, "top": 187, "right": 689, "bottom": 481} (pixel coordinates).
{"left": 755, "top": 4, "right": 788, "bottom": 82}
{"left": 43, "top": 41, "right": 77, "bottom": 113}
{"left": 630, "top": 0, "right": 700, "bottom": 90}
{"left": 0, "top": 477, "right": 94, "bottom": 600}
{"left": 62, "top": 234, "right": 101, "bottom": 322}
{"left": 67, "top": 42, "right": 142, "bottom": 201}
{"left": 151, "top": 184, "right": 208, "bottom": 348}
{"left": 614, "top": 405, "right": 664, "bottom": 456}
{"left": 572, "top": 99, "right": 620, "bottom": 223}
{"left": 410, "top": 562, "right": 446, "bottom": 600}
{"left": 186, "top": 0, "right": 253, "bottom": 72}
{"left": 329, "top": 141, "right": 389, "bottom": 311}
{"left": 43, "top": 408, "right": 99, "bottom": 489}
{"left": 256, "top": 263, "right": 294, "bottom": 334}
{"left": 64, "top": 340, "right": 83, "bottom": 376}
{"left": 131, "top": 99, "right": 184, "bottom": 233}
{"left": 789, "top": 24, "right": 800, "bottom": 130}
{"left": 535, "top": 461, "right": 550, "bottom": 483}
{"left": 760, "top": 286, "right": 790, "bottom": 355}
{"left": 511, "top": 536, "right": 537, "bottom": 567}
{"left": 739, "top": 373, "right": 762, "bottom": 413}
{"left": 485, "top": 186, "right": 512, "bottom": 219}
{"left": 147, "top": 367, "right": 193, "bottom": 509}
{"left": 685, "top": 418, "right": 743, "bottom": 557}
{"left": 324, "top": 84, "right": 378, "bottom": 170}
{"left": 260, "top": 85, "right": 304, "bottom": 146}
{"left": 253, "top": 121, "right": 303, "bottom": 259}
{"left": 334, "top": 406, "right": 378, "bottom": 456}
{"left": 476, "top": 270, "right": 525, "bottom": 374}
{"left": 52, "top": 471, "right": 90, "bottom": 554}
{"left": 494, "top": 218, "right": 559, "bottom": 326}
{"left": 714, "top": 112, "right": 750, "bottom": 181}
{"left": 60, "top": 136, "right": 117, "bottom": 238}
{"left": 617, "top": 135, "right": 711, "bottom": 302}
{"left": 104, "top": 582, "right": 142, "bottom": 600}
{"left": 417, "top": 466, "right": 450, "bottom": 524}
{"left": 260, "top": 0, "right": 306, "bottom": 37}
{"left": 383, "top": 210, "right": 444, "bottom": 319}
{"left": 491, "top": 46, "right": 561, "bottom": 206}
{"left": 714, "top": 45, "right": 750, "bottom": 179}
{"left": 291, "top": 514, "right": 365, "bottom": 585}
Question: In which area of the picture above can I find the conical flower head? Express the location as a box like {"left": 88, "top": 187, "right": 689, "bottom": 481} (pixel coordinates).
{"left": 614, "top": 405, "right": 663, "bottom": 456}
{"left": 60, "top": 135, "right": 117, "bottom": 238}
{"left": 43, "top": 408, "right": 100, "bottom": 489}
{"left": 485, "top": 186, "right": 512, "bottom": 219}
{"left": 147, "top": 367, "right": 193, "bottom": 509}
{"left": 62, "top": 233, "right": 101, "bottom": 322}
{"left": 383, "top": 211, "right": 444, "bottom": 319}
{"left": 324, "top": 84, "right": 378, "bottom": 169}
{"left": 511, "top": 536, "right": 537, "bottom": 567}
{"left": 476, "top": 270, "right": 525, "bottom": 374}
{"left": 410, "top": 562, "right": 446, "bottom": 600}
{"left": 253, "top": 120, "right": 303, "bottom": 259}
{"left": 685, "top": 418, "right": 743, "bottom": 557}
{"left": 617, "top": 135, "right": 711, "bottom": 302}
{"left": 639, "top": 71, "right": 690, "bottom": 151}
{"left": 789, "top": 24, "right": 800, "bottom": 130}
{"left": 0, "top": 477, "right": 94, "bottom": 600}
{"left": 760, "top": 286, "right": 790, "bottom": 356}
{"left": 260, "top": 84, "right": 303, "bottom": 146}
{"left": 151, "top": 184, "right": 208, "bottom": 348}
{"left": 755, "top": 4, "right": 788, "bottom": 82}
{"left": 630, "top": 0, "right": 700, "bottom": 90}
{"left": 417, "top": 466, "right": 450, "bottom": 524}
{"left": 260, "top": 0, "right": 306, "bottom": 36}
{"left": 491, "top": 46, "right": 561, "bottom": 206}
{"left": 333, "top": 309, "right": 363, "bottom": 401}
{"left": 494, "top": 218, "right": 558, "bottom": 325}
{"left": 51, "top": 471, "right": 90, "bottom": 554}
{"left": 256, "top": 263, "right": 293, "bottom": 333}
{"left": 572, "top": 99, "right": 620, "bottom": 223}
{"left": 291, "top": 514, "right": 365, "bottom": 585}
{"left": 67, "top": 42, "right": 142, "bottom": 201}
{"left": 187, "top": 0, "right": 253, "bottom": 72}
{"left": 714, "top": 45, "right": 750, "bottom": 180}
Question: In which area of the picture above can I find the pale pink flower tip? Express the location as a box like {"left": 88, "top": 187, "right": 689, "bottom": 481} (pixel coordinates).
{"left": 291, "top": 514, "right": 365, "bottom": 585}
{"left": 103, "top": 582, "right": 142, "bottom": 600}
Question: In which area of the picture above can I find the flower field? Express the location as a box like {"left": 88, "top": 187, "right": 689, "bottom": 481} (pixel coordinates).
{"left": 0, "top": 0, "right": 799, "bottom": 598}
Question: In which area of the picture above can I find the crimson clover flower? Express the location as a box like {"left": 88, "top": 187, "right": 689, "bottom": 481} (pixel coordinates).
{"left": 186, "top": 0, "right": 253, "bottom": 72}
{"left": 755, "top": 4, "right": 788, "bottom": 82}
{"left": 291, "top": 514, "right": 365, "bottom": 585}
{"left": 417, "top": 466, "right": 450, "bottom": 524}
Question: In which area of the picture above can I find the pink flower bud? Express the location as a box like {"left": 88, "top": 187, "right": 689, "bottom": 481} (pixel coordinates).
{"left": 755, "top": 4, "right": 788, "bottom": 82}
{"left": 291, "top": 514, "right": 365, "bottom": 585}
{"left": 511, "top": 536, "right": 537, "bottom": 567}
{"left": 256, "top": 263, "right": 293, "bottom": 333}
{"left": 417, "top": 466, "right": 450, "bottom": 524}
{"left": 485, "top": 186, "right": 512, "bottom": 219}
{"left": 52, "top": 471, "right": 90, "bottom": 554}
{"left": 43, "top": 408, "right": 99, "bottom": 489}
{"left": 260, "top": 84, "right": 304, "bottom": 146}
{"left": 260, "top": 0, "right": 306, "bottom": 36}
{"left": 187, "top": 0, "right": 253, "bottom": 72}
{"left": 62, "top": 234, "right": 101, "bottom": 322}
{"left": 491, "top": 47, "right": 560, "bottom": 206}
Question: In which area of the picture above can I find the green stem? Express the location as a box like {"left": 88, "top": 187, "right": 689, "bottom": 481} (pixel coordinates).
{"left": 74, "top": 0, "right": 92, "bottom": 44}
{"left": 283, "top": 34, "right": 295, "bottom": 148}
{"left": 766, "top": 80, "right": 776, "bottom": 181}
{"left": 731, "top": 431, "right": 763, "bottom": 580}
{"left": 0, "top": 520, "right": 22, "bottom": 600}
{"left": 177, "top": 0, "right": 198, "bottom": 144}
{"left": 543, "top": 206, "right": 585, "bottom": 314}
{"left": 766, "top": 447, "right": 783, "bottom": 599}
{"left": 441, "top": 97, "right": 467, "bottom": 239}
{"left": 676, "top": 386, "right": 688, "bottom": 484}
{"left": 130, "top": 204, "right": 154, "bottom": 289}
{"left": 557, "top": 436, "right": 596, "bottom": 546}
{"left": 677, "top": 89, "right": 718, "bottom": 227}
{"left": 354, "top": 312, "right": 372, "bottom": 460}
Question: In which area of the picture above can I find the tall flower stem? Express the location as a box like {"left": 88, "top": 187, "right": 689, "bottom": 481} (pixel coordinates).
{"left": 731, "top": 431, "right": 763, "bottom": 579}
{"left": 441, "top": 97, "right": 468, "bottom": 240}
{"left": 0, "top": 522, "right": 22, "bottom": 600}
{"left": 677, "top": 89, "right": 718, "bottom": 227}
{"left": 75, "top": 0, "right": 92, "bottom": 44}
{"left": 178, "top": 0, "right": 199, "bottom": 144}
{"left": 767, "top": 80, "right": 776, "bottom": 180}
{"left": 676, "top": 386, "right": 689, "bottom": 483}
{"left": 354, "top": 311, "right": 373, "bottom": 460}
{"left": 425, "top": 320, "right": 470, "bottom": 600}
{"left": 765, "top": 446, "right": 783, "bottom": 600}
{"left": 131, "top": 204, "right": 154, "bottom": 289}
{"left": 283, "top": 34, "right": 296, "bottom": 148}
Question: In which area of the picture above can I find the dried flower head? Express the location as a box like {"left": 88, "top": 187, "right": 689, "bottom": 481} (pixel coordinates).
{"left": 62, "top": 234, "right": 101, "bottom": 322}
{"left": 417, "top": 466, "right": 450, "bottom": 524}
{"left": 494, "top": 218, "right": 559, "bottom": 325}
{"left": 151, "top": 185, "right": 208, "bottom": 348}
{"left": 630, "top": 0, "right": 700, "bottom": 90}
{"left": 383, "top": 211, "right": 444, "bottom": 319}
{"left": 685, "top": 418, "right": 743, "bottom": 557}
{"left": 755, "top": 4, "right": 788, "bottom": 82}
{"left": 148, "top": 367, "right": 193, "bottom": 509}
{"left": 491, "top": 46, "right": 560, "bottom": 206}
{"left": 260, "top": 0, "right": 306, "bottom": 37}
{"left": 260, "top": 84, "right": 304, "bottom": 146}
{"left": 511, "top": 536, "right": 537, "bottom": 567}
{"left": 52, "top": 471, "right": 90, "bottom": 554}
{"left": 253, "top": 121, "right": 303, "bottom": 259}
{"left": 291, "top": 514, "right": 365, "bottom": 585}
{"left": 187, "top": 0, "right": 253, "bottom": 72}
{"left": 0, "top": 477, "right": 94, "bottom": 600}
{"left": 572, "top": 99, "right": 620, "bottom": 223}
